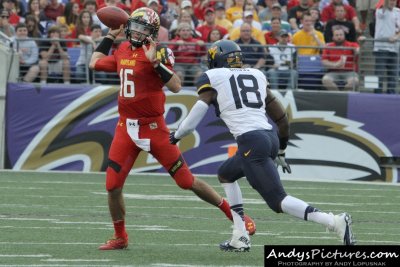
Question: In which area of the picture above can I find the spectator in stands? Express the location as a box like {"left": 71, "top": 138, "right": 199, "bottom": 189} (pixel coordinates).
{"left": 321, "top": 27, "right": 359, "bottom": 91}
{"left": 321, "top": 0, "right": 360, "bottom": 33}
{"left": 180, "top": 0, "right": 199, "bottom": 28}
{"left": 1, "top": 0, "right": 21, "bottom": 26}
{"left": 257, "top": 0, "right": 289, "bottom": 11}
{"left": 25, "top": 14, "right": 42, "bottom": 37}
{"left": 38, "top": 0, "right": 47, "bottom": 10}
{"left": 373, "top": 0, "right": 400, "bottom": 94}
{"left": 207, "top": 28, "right": 223, "bottom": 43}
{"left": 292, "top": 11, "right": 325, "bottom": 55}
{"left": 261, "top": 3, "right": 291, "bottom": 32}
{"left": 242, "top": 0, "right": 261, "bottom": 22}
{"left": 26, "top": 0, "right": 48, "bottom": 28}
{"left": 56, "top": 1, "right": 79, "bottom": 33}
{"left": 44, "top": 0, "right": 65, "bottom": 22}
{"left": 229, "top": 11, "right": 266, "bottom": 44}
{"left": 356, "top": 0, "right": 378, "bottom": 30}
{"left": 0, "top": 9, "right": 14, "bottom": 37}
{"left": 147, "top": 0, "right": 169, "bottom": 42}
{"left": 38, "top": 25, "right": 70, "bottom": 84}
{"left": 289, "top": 0, "right": 329, "bottom": 11}
{"left": 264, "top": 17, "right": 286, "bottom": 44}
{"left": 169, "top": 9, "right": 200, "bottom": 39}
{"left": 319, "top": 0, "right": 349, "bottom": 10}
{"left": 83, "top": 0, "right": 105, "bottom": 33}
{"left": 324, "top": 3, "right": 356, "bottom": 42}
{"left": 196, "top": 7, "right": 228, "bottom": 42}
{"left": 288, "top": 0, "right": 311, "bottom": 32}
{"left": 191, "top": 0, "right": 211, "bottom": 22}
{"left": 58, "top": 23, "right": 75, "bottom": 47}
{"left": 235, "top": 22, "right": 267, "bottom": 70}
{"left": 13, "top": 23, "right": 39, "bottom": 82}
{"left": 307, "top": 7, "right": 324, "bottom": 32}
{"left": 226, "top": 0, "right": 245, "bottom": 23}
{"left": 169, "top": 22, "right": 205, "bottom": 85}
{"left": 70, "top": 10, "right": 93, "bottom": 42}
{"left": 233, "top": 5, "right": 262, "bottom": 30}
{"left": 214, "top": 2, "right": 233, "bottom": 33}
{"left": 267, "top": 29, "right": 298, "bottom": 89}
{"left": 76, "top": 24, "right": 106, "bottom": 83}
{"left": 98, "top": 0, "right": 129, "bottom": 13}
{"left": 259, "top": 1, "right": 288, "bottom": 22}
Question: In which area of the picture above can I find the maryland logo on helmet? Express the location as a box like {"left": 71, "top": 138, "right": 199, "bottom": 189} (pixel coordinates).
{"left": 125, "top": 7, "right": 160, "bottom": 47}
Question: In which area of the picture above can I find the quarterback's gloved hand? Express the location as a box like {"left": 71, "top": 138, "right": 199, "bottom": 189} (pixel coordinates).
{"left": 275, "top": 149, "right": 291, "bottom": 173}
{"left": 169, "top": 131, "right": 180, "bottom": 145}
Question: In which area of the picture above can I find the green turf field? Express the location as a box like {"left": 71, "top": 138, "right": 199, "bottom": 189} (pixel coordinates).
{"left": 0, "top": 170, "right": 399, "bottom": 266}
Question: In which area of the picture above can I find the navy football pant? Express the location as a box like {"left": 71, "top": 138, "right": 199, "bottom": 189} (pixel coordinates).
{"left": 218, "top": 130, "right": 287, "bottom": 213}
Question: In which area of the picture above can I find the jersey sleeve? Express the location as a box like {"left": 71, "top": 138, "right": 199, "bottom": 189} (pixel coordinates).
{"left": 94, "top": 55, "right": 118, "bottom": 72}
{"left": 196, "top": 72, "right": 214, "bottom": 95}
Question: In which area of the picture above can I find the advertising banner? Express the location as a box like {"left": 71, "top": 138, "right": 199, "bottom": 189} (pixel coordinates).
{"left": 5, "top": 83, "right": 399, "bottom": 183}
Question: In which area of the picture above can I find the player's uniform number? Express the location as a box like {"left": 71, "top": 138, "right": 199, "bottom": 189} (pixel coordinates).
{"left": 119, "top": 68, "right": 135, "bottom": 98}
{"left": 229, "top": 74, "right": 263, "bottom": 109}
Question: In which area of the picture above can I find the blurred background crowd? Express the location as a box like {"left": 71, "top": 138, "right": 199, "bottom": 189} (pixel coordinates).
{"left": 1, "top": 0, "right": 399, "bottom": 93}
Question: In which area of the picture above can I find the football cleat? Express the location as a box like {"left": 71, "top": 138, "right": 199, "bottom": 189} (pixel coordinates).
{"left": 244, "top": 214, "right": 256, "bottom": 236}
{"left": 98, "top": 236, "right": 128, "bottom": 250}
{"left": 329, "top": 213, "right": 356, "bottom": 246}
{"left": 220, "top": 229, "right": 251, "bottom": 252}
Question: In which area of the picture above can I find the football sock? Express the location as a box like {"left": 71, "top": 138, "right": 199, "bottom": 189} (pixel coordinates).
{"left": 218, "top": 198, "right": 233, "bottom": 221}
{"left": 113, "top": 220, "right": 127, "bottom": 239}
{"left": 281, "top": 196, "right": 334, "bottom": 227}
{"left": 222, "top": 182, "right": 246, "bottom": 231}
{"left": 281, "top": 195, "right": 309, "bottom": 219}
{"left": 307, "top": 211, "right": 335, "bottom": 228}
{"left": 231, "top": 204, "right": 246, "bottom": 232}
{"left": 221, "top": 181, "right": 243, "bottom": 205}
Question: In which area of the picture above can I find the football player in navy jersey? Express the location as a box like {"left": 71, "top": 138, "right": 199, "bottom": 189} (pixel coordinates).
{"left": 170, "top": 40, "right": 356, "bottom": 251}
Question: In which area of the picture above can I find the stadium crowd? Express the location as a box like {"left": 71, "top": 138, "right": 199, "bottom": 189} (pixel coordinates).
{"left": 1, "top": 0, "right": 400, "bottom": 93}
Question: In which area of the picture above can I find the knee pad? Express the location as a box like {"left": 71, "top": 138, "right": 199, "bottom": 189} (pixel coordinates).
{"left": 105, "top": 160, "right": 125, "bottom": 191}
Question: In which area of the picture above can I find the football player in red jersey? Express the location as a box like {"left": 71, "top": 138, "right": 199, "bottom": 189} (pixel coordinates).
{"left": 89, "top": 7, "right": 255, "bottom": 250}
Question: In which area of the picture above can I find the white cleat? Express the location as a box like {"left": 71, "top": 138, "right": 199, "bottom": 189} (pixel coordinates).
{"left": 219, "top": 229, "right": 251, "bottom": 252}
{"left": 329, "top": 212, "right": 356, "bottom": 245}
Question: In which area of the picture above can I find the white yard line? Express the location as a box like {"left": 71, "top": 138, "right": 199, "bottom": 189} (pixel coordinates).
{"left": 0, "top": 255, "right": 51, "bottom": 258}
{"left": 42, "top": 259, "right": 113, "bottom": 262}
{"left": 0, "top": 265, "right": 132, "bottom": 267}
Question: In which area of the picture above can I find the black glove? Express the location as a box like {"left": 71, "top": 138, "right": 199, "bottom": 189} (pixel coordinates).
{"left": 169, "top": 131, "right": 180, "bottom": 145}
{"left": 275, "top": 149, "right": 291, "bottom": 173}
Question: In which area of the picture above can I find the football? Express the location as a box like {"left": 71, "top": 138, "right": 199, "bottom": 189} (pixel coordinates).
{"left": 97, "top": 6, "right": 129, "bottom": 29}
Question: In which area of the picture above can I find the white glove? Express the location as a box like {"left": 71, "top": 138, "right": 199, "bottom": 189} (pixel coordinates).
{"left": 275, "top": 149, "right": 291, "bottom": 173}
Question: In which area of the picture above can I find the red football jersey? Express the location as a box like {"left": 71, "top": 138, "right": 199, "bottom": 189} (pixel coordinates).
{"left": 95, "top": 41, "right": 172, "bottom": 119}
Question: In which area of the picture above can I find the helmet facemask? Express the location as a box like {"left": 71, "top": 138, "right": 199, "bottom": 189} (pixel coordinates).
{"left": 125, "top": 19, "right": 154, "bottom": 47}
{"left": 225, "top": 52, "right": 243, "bottom": 68}
{"left": 125, "top": 7, "right": 160, "bottom": 47}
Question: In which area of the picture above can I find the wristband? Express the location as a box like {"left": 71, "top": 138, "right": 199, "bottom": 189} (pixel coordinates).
{"left": 107, "top": 33, "right": 117, "bottom": 39}
{"left": 279, "top": 136, "right": 289, "bottom": 150}
{"left": 155, "top": 63, "right": 174, "bottom": 83}
{"left": 95, "top": 37, "right": 114, "bottom": 55}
